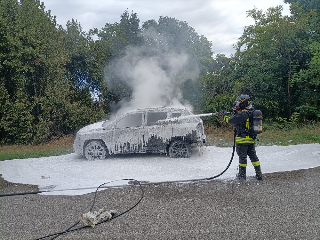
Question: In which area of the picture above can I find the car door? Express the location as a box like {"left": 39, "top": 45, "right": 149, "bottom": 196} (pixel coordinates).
{"left": 112, "top": 111, "right": 144, "bottom": 154}
{"left": 144, "top": 111, "right": 169, "bottom": 152}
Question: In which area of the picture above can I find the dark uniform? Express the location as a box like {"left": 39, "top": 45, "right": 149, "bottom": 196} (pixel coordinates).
{"left": 223, "top": 95, "right": 262, "bottom": 180}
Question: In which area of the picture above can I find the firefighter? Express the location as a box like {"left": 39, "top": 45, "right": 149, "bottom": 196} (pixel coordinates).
{"left": 222, "top": 94, "right": 263, "bottom": 180}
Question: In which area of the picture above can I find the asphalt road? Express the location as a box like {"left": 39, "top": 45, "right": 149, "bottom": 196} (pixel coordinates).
{"left": 1, "top": 166, "right": 320, "bottom": 240}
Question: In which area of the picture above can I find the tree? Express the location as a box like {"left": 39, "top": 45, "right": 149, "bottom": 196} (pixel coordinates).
{"left": 234, "top": 6, "right": 311, "bottom": 119}
{"left": 284, "top": 0, "right": 320, "bottom": 13}
{"left": 97, "top": 10, "right": 143, "bottom": 59}
{"left": 142, "top": 16, "right": 213, "bottom": 75}
{"left": 0, "top": 0, "right": 69, "bottom": 143}
{"left": 201, "top": 54, "right": 237, "bottom": 113}
{"left": 95, "top": 10, "right": 143, "bottom": 112}
{"left": 291, "top": 42, "right": 320, "bottom": 120}
{"left": 0, "top": 0, "right": 104, "bottom": 144}
{"left": 64, "top": 19, "right": 107, "bottom": 104}
{"left": 284, "top": 1, "right": 320, "bottom": 120}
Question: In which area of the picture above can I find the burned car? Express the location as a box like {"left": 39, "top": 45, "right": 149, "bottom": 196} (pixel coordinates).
{"left": 73, "top": 107, "right": 206, "bottom": 160}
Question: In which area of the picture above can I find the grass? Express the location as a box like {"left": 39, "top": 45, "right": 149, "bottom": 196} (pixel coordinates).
{"left": 0, "top": 124, "right": 319, "bottom": 161}
{"left": 258, "top": 123, "right": 320, "bottom": 146}
{"left": 0, "top": 135, "right": 75, "bottom": 161}
{"left": 204, "top": 122, "right": 320, "bottom": 147}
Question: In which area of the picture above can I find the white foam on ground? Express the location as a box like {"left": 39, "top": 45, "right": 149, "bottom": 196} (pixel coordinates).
{"left": 0, "top": 144, "right": 319, "bottom": 195}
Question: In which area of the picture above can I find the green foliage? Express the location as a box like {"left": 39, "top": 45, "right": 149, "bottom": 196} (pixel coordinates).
{"left": 262, "top": 112, "right": 312, "bottom": 131}
{"left": 200, "top": 3, "right": 319, "bottom": 125}
{"left": 204, "top": 93, "right": 236, "bottom": 113}
{"left": 201, "top": 54, "right": 237, "bottom": 113}
{"left": 1, "top": 0, "right": 320, "bottom": 145}
{"left": 260, "top": 122, "right": 320, "bottom": 146}
{"left": 233, "top": 6, "right": 312, "bottom": 119}
{"left": 284, "top": 0, "right": 320, "bottom": 13}
{"left": 291, "top": 41, "right": 320, "bottom": 120}
{"left": 38, "top": 78, "right": 104, "bottom": 143}
{"left": 96, "top": 10, "right": 143, "bottom": 111}
{"left": 1, "top": 89, "right": 35, "bottom": 144}
{"left": 97, "top": 10, "right": 143, "bottom": 58}
{"left": 0, "top": 148, "right": 73, "bottom": 161}
{"left": 0, "top": 136, "right": 74, "bottom": 161}
{"left": 0, "top": 0, "right": 104, "bottom": 144}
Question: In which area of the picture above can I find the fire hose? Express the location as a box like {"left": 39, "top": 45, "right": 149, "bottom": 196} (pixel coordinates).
{"left": 1, "top": 112, "right": 237, "bottom": 239}
{"left": 35, "top": 179, "right": 145, "bottom": 240}
{"left": 36, "top": 128, "right": 236, "bottom": 239}
{"left": 34, "top": 135, "right": 236, "bottom": 239}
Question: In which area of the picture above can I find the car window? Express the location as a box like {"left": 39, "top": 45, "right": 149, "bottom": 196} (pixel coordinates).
{"left": 171, "top": 112, "right": 182, "bottom": 118}
{"left": 116, "top": 113, "right": 143, "bottom": 128}
{"left": 147, "top": 112, "right": 167, "bottom": 126}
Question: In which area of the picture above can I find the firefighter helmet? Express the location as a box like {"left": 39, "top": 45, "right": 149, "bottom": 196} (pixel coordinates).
{"left": 235, "top": 94, "right": 251, "bottom": 110}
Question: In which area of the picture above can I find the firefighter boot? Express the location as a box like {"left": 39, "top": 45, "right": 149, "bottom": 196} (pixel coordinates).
{"left": 254, "top": 166, "right": 263, "bottom": 180}
{"left": 237, "top": 166, "right": 246, "bottom": 180}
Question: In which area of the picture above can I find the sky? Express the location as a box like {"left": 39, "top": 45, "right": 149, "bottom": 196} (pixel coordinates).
{"left": 42, "top": 0, "right": 291, "bottom": 57}
{"left": 1, "top": 144, "right": 319, "bottom": 195}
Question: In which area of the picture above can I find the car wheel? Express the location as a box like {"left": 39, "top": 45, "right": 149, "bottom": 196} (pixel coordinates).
{"left": 169, "top": 140, "right": 191, "bottom": 158}
{"left": 84, "top": 140, "right": 107, "bottom": 161}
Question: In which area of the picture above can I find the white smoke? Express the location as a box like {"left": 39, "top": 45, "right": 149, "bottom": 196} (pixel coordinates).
{"left": 105, "top": 28, "right": 200, "bottom": 117}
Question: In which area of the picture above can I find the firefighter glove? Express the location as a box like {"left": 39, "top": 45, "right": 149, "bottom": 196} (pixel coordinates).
{"left": 221, "top": 111, "right": 228, "bottom": 117}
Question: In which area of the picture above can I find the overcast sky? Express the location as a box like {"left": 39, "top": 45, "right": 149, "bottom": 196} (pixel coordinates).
{"left": 43, "top": 0, "right": 291, "bottom": 56}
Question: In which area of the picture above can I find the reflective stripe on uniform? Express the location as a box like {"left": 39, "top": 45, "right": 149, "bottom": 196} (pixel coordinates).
{"left": 224, "top": 116, "right": 230, "bottom": 123}
{"left": 235, "top": 136, "right": 255, "bottom": 144}
{"left": 239, "top": 163, "right": 247, "bottom": 167}
{"left": 252, "top": 161, "right": 260, "bottom": 167}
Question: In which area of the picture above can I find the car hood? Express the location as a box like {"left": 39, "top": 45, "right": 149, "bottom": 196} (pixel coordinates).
{"left": 78, "top": 121, "right": 106, "bottom": 134}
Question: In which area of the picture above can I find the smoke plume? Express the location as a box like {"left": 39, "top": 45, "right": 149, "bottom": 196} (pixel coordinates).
{"left": 105, "top": 27, "right": 200, "bottom": 116}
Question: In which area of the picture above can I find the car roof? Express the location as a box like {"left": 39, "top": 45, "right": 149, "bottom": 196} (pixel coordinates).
{"left": 130, "top": 106, "right": 189, "bottom": 113}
